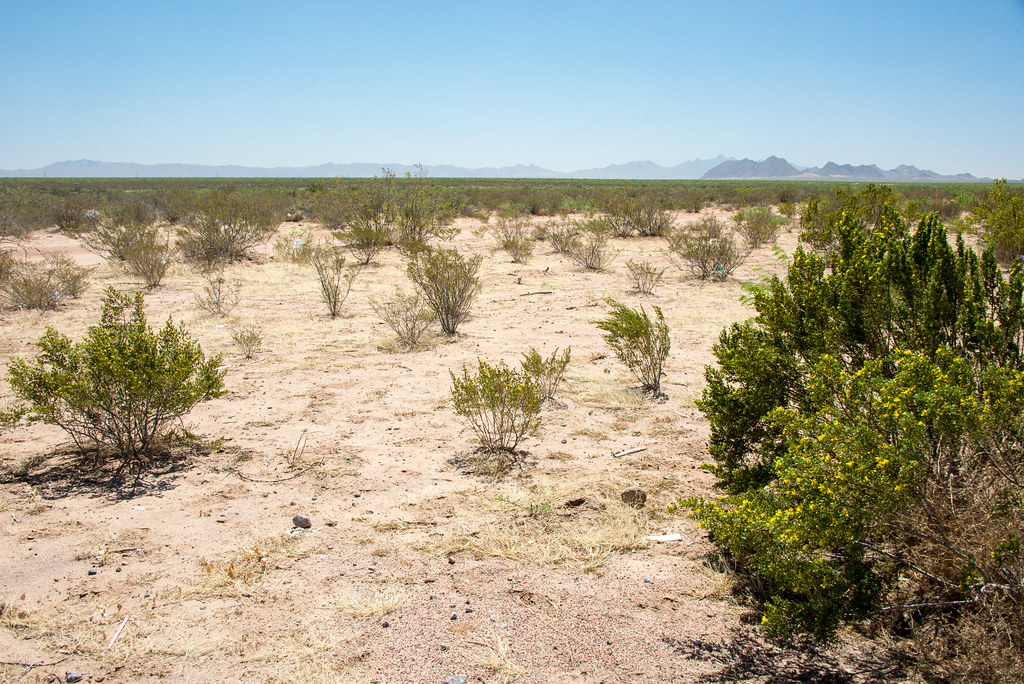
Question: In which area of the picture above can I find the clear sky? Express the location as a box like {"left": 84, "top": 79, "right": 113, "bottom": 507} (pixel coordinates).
{"left": 2, "top": 0, "right": 1022, "bottom": 177}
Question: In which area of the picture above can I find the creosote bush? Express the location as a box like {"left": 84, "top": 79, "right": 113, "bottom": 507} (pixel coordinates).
{"left": 1, "top": 253, "right": 92, "bottom": 310}
{"left": 625, "top": 260, "right": 665, "bottom": 295}
{"left": 406, "top": 246, "right": 481, "bottom": 335}
{"left": 733, "top": 206, "right": 787, "bottom": 248}
{"left": 273, "top": 226, "right": 315, "bottom": 264}
{"left": 178, "top": 190, "right": 284, "bottom": 267}
{"left": 371, "top": 288, "right": 436, "bottom": 348}
{"left": 684, "top": 205, "right": 1024, "bottom": 679}
{"left": 594, "top": 299, "right": 670, "bottom": 397}
{"left": 969, "top": 178, "right": 1024, "bottom": 264}
{"left": 566, "top": 221, "right": 616, "bottom": 271}
{"left": 231, "top": 327, "right": 263, "bottom": 359}
{"left": 520, "top": 346, "right": 571, "bottom": 401}
{"left": 493, "top": 216, "right": 535, "bottom": 264}
{"left": 194, "top": 268, "right": 240, "bottom": 316}
{"left": 451, "top": 359, "right": 541, "bottom": 453}
{"left": 7, "top": 287, "right": 226, "bottom": 474}
{"left": 667, "top": 214, "right": 747, "bottom": 280}
{"left": 309, "top": 244, "right": 360, "bottom": 318}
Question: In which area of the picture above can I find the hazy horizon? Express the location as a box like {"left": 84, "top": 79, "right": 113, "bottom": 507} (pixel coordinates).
{"left": 2, "top": 1, "right": 1022, "bottom": 178}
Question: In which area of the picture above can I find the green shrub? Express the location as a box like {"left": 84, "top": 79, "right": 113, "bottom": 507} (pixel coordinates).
{"left": 595, "top": 188, "right": 672, "bottom": 237}
{"left": 667, "top": 215, "right": 747, "bottom": 280}
{"left": 969, "top": 178, "right": 1024, "bottom": 264}
{"left": 625, "top": 260, "right": 665, "bottom": 295}
{"left": 84, "top": 201, "right": 172, "bottom": 288}
{"left": 177, "top": 190, "right": 284, "bottom": 267}
{"left": 520, "top": 346, "right": 571, "bottom": 401}
{"left": 406, "top": 246, "right": 481, "bottom": 335}
{"left": 50, "top": 194, "right": 100, "bottom": 234}
{"left": 311, "top": 171, "right": 396, "bottom": 263}
{"left": 684, "top": 206, "right": 1024, "bottom": 672}
{"left": 370, "top": 288, "right": 436, "bottom": 348}
{"left": 309, "top": 244, "right": 360, "bottom": 318}
{"left": 451, "top": 359, "right": 541, "bottom": 452}
{"left": 547, "top": 222, "right": 580, "bottom": 255}
{"left": 566, "top": 220, "right": 616, "bottom": 270}
{"left": 1, "top": 185, "right": 50, "bottom": 242}
{"left": 594, "top": 299, "right": 670, "bottom": 397}
{"left": 395, "top": 167, "right": 460, "bottom": 248}
{"left": 733, "top": 206, "right": 787, "bottom": 248}
{"left": 7, "top": 287, "right": 226, "bottom": 474}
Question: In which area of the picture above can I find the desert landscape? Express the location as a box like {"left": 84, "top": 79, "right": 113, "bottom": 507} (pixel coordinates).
{"left": 0, "top": 205, "right": 904, "bottom": 683}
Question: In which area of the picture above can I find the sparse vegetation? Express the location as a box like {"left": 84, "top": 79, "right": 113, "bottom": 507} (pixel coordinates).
{"left": 451, "top": 359, "right": 541, "bottom": 453}
{"left": 625, "top": 259, "right": 665, "bottom": 295}
{"left": 566, "top": 219, "right": 616, "bottom": 270}
{"left": 309, "top": 244, "right": 360, "bottom": 318}
{"left": 406, "top": 246, "right": 481, "bottom": 335}
{"left": 520, "top": 346, "right": 571, "bottom": 401}
{"left": 195, "top": 267, "right": 240, "bottom": 316}
{"left": 595, "top": 299, "right": 671, "bottom": 397}
{"left": 231, "top": 326, "right": 264, "bottom": 359}
{"left": 7, "top": 287, "right": 226, "bottom": 474}
{"left": 667, "top": 214, "right": 747, "bottom": 280}
{"left": 178, "top": 190, "right": 284, "bottom": 267}
{"left": 371, "top": 288, "right": 436, "bottom": 348}
{"left": 493, "top": 216, "right": 535, "bottom": 264}
{"left": 0, "top": 252, "right": 92, "bottom": 310}
{"left": 969, "top": 178, "right": 1024, "bottom": 264}
{"left": 733, "top": 206, "right": 787, "bottom": 248}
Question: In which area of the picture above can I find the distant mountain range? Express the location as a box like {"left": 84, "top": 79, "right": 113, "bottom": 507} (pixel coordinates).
{"left": 701, "top": 155, "right": 984, "bottom": 182}
{"left": 0, "top": 155, "right": 988, "bottom": 181}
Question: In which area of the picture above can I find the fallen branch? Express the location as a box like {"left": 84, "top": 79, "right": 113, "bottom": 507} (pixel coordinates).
{"left": 519, "top": 291, "right": 553, "bottom": 297}
{"left": 613, "top": 446, "right": 647, "bottom": 458}
{"left": 232, "top": 458, "right": 324, "bottom": 484}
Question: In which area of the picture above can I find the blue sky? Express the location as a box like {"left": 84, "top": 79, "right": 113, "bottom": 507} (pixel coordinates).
{"left": 2, "top": 1, "right": 1022, "bottom": 177}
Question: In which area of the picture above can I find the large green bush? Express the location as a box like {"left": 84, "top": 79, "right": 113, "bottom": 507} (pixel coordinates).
{"left": 177, "top": 190, "right": 284, "bottom": 267}
{"left": 7, "top": 287, "right": 226, "bottom": 474}
{"left": 685, "top": 205, "right": 1024, "bottom": 676}
{"left": 451, "top": 359, "right": 541, "bottom": 452}
{"left": 406, "top": 246, "right": 481, "bottom": 335}
{"left": 970, "top": 179, "right": 1024, "bottom": 265}
{"left": 594, "top": 299, "right": 670, "bottom": 397}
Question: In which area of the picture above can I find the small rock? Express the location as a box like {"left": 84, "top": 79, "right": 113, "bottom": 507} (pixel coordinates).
{"left": 443, "top": 676, "right": 468, "bottom": 684}
{"left": 447, "top": 556, "right": 456, "bottom": 565}
{"left": 465, "top": 607, "right": 474, "bottom": 613}
{"left": 644, "top": 576, "right": 653, "bottom": 583}
{"left": 292, "top": 514, "right": 312, "bottom": 528}
{"left": 382, "top": 621, "right": 390, "bottom": 628}
{"left": 621, "top": 486, "right": 647, "bottom": 508}
{"left": 429, "top": 595, "right": 436, "bottom": 600}
{"left": 563, "top": 497, "right": 586, "bottom": 508}
{"left": 66, "top": 672, "right": 84, "bottom": 683}
{"left": 87, "top": 569, "right": 97, "bottom": 576}
{"left": 450, "top": 611, "right": 458, "bottom": 620}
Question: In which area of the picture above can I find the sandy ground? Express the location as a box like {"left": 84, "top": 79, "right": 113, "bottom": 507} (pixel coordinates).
{"left": 0, "top": 214, "right": 904, "bottom": 682}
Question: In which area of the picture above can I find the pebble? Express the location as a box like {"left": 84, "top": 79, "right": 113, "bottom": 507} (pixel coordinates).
{"left": 621, "top": 486, "right": 648, "bottom": 508}
{"left": 450, "top": 611, "right": 458, "bottom": 620}
{"left": 465, "top": 607, "right": 474, "bottom": 614}
{"left": 644, "top": 576, "right": 653, "bottom": 583}
{"left": 448, "top": 556, "right": 456, "bottom": 565}
{"left": 87, "top": 569, "right": 97, "bottom": 576}
{"left": 292, "top": 514, "right": 311, "bottom": 528}
{"left": 443, "top": 676, "right": 467, "bottom": 684}
{"left": 66, "top": 672, "right": 83, "bottom": 683}
{"left": 382, "top": 621, "right": 390, "bottom": 628}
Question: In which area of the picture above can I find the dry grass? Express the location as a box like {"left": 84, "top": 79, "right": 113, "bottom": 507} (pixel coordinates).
{"left": 196, "top": 534, "right": 296, "bottom": 595}
{"left": 433, "top": 481, "right": 652, "bottom": 572}
{"left": 565, "top": 377, "right": 645, "bottom": 410}
{"left": 467, "top": 630, "right": 527, "bottom": 682}
{"left": 335, "top": 585, "right": 407, "bottom": 617}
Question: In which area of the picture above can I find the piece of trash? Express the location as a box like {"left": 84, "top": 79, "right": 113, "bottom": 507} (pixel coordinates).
{"left": 646, "top": 533, "right": 684, "bottom": 542}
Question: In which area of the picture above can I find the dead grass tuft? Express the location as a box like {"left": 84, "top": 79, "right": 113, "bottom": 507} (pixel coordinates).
{"left": 336, "top": 585, "right": 407, "bottom": 617}
{"left": 467, "top": 630, "right": 527, "bottom": 682}
{"left": 432, "top": 481, "right": 652, "bottom": 572}
{"left": 196, "top": 534, "right": 296, "bottom": 595}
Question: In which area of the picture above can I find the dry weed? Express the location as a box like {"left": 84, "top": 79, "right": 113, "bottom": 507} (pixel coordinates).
{"left": 196, "top": 534, "right": 296, "bottom": 595}
{"left": 467, "top": 630, "right": 527, "bottom": 682}
{"left": 433, "top": 482, "right": 651, "bottom": 572}
{"left": 336, "top": 585, "right": 407, "bottom": 617}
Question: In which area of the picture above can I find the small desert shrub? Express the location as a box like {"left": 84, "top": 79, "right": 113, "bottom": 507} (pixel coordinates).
{"left": 451, "top": 359, "right": 542, "bottom": 452}
{"left": 339, "top": 222, "right": 388, "bottom": 265}
{"left": 371, "top": 288, "right": 436, "bottom": 348}
{"left": 594, "top": 299, "right": 671, "bottom": 397}
{"left": 598, "top": 189, "right": 673, "bottom": 237}
{"left": 547, "top": 223, "right": 580, "bottom": 255}
{"left": 50, "top": 194, "right": 100, "bottom": 234}
{"left": 309, "top": 244, "right": 360, "bottom": 318}
{"left": 1, "top": 253, "right": 92, "bottom": 310}
{"left": 7, "top": 287, "right": 226, "bottom": 474}
{"left": 520, "top": 346, "right": 571, "bottom": 401}
{"left": 231, "top": 327, "right": 263, "bottom": 359}
{"left": 406, "top": 246, "right": 481, "bottom": 335}
{"left": 273, "top": 226, "right": 315, "bottom": 263}
{"left": 86, "top": 210, "right": 173, "bottom": 289}
{"left": 493, "top": 216, "right": 534, "bottom": 264}
{"left": 625, "top": 260, "right": 665, "bottom": 295}
{"left": 178, "top": 190, "right": 284, "bottom": 267}
{"left": 667, "top": 215, "right": 747, "bottom": 280}
{"left": 394, "top": 167, "right": 460, "bottom": 248}
{"left": 733, "top": 206, "right": 787, "bottom": 248}
{"left": 566, "top": 221, "right": 616, "bottom": 271}
{"left": 195, "top": 268, "right": 240, "bottom": 316}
